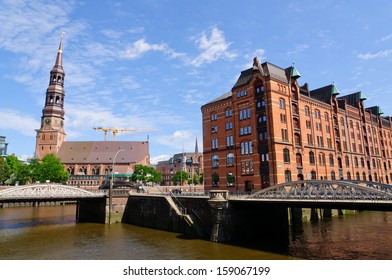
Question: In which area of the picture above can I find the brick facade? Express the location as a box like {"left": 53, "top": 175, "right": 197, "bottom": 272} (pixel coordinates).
{"left": 201, "top": 58, "right": 392, "bottom": 192}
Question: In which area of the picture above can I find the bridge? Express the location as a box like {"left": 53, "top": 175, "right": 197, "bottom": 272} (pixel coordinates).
{"left": 0, "top": 184, "right": 105, "bottom": 203}
{"left": 229, "top": 180, "right": 392, "bottom": 211}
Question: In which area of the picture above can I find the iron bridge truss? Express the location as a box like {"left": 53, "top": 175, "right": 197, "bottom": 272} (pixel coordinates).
{"left": 246, "top": 180, "right": 392, "bottom": 201}
{"left": 0, "top": 184, "right": 106, "bottom": 200}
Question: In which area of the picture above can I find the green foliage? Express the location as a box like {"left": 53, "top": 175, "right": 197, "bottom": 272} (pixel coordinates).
{"left": 1, "top": 154, "right": 69, "bottom": 185}
{"left": 131, "top": 164, "right": 162, "bottom": 184}
{"left": 0, "top": 157, "right": 10, "bottom": 183}
{"left": 35, "top": 154, "right": 69, "bottom": 183}
{"left": 171, "top": 170, "right": 189, "bottom": 185}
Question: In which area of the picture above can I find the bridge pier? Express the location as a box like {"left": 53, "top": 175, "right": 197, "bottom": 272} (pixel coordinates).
{"left": 310, "top": 208, "right": 319, "bottom": 222}
{"left": 208, "top": 190, "right": 229, "bottom": 242}
{"left": 290, "top": 208, "right": 303, "bottom": 225}
{"left": 323, "top": 208, "right": 332, "bottom": 219}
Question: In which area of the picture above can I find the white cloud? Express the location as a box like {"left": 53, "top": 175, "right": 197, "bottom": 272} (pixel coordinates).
{"left": 358, "top": 49, "right": 392, "bottom": 60}
{"left": 150, "top": 154, "right": 171, "bottom": 165}
{"left": 121, "top": 38, "right": 183, "bottom": 59}
{"left": 155, "top": 130, "right": 196, "bottom": 150}
{"left": 0, "top": 109, "right": 40, "bottom": 136}
{"left": 286, "top": 43, "right": 310, "bottom": 56}
{"left": 191, "top": 27, "right": 237, "bottom": 67}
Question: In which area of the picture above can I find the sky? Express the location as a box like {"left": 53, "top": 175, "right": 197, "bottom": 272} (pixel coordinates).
{"left": 1, "top": 0, "right": 392, "bottom": 164}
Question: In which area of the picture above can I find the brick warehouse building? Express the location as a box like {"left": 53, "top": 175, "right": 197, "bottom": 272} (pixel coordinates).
{"left": 201, "top": 57, "right": 392, "bottom": 192}
{"left": 35, "top": 36, "right": 150, "bottom": 186}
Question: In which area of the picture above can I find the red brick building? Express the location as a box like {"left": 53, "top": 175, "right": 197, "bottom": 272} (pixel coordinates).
{"left": 155, "top": 139, "right": 203, "bottom": 186}
{"left": 35, "top": 36, "right": 150, "bottom": 186}
{"left": 201, "top": 57, "right": 392, "bottom": 192}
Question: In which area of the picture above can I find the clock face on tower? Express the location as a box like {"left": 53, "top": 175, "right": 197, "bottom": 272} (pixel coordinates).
{"left": 44, "top": 118, "right": 51, "bottom": 125}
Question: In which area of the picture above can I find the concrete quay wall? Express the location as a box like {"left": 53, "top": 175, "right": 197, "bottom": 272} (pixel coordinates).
{"left": 122, "top": 195, "right": 212, "bottom": 237}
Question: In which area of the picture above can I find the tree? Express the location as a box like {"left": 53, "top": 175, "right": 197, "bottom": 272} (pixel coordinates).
{"left": 35, "top": 154, "right": 69, "bottom": 183}
{"left": 171, "top": 170, "right": 188, "bottom": 186}
{"left": 192, "top": 173, "right": 200, "bottom": 185}
{"left": 0, "top": 157, "right": 10, "bottom": 184}
{"left": 131, "top": 164, "right": 162, "bottom": 184}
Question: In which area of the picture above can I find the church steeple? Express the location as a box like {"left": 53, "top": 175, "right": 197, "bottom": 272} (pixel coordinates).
{"left": 35, "top": 35, "right": 67, "bottom": 160}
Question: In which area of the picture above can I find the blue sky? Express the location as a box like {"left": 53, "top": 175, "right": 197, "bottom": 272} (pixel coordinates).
{"left": 1, "top": 0, "right": 392, "bottom": 164}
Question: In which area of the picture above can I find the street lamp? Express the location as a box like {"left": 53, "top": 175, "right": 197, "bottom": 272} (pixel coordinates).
{"left": 109, "top": 149, "right": 125, "bottom": 224}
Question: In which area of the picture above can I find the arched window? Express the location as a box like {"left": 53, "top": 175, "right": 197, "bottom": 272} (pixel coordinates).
{"left": 283, "top": 148, "right": 290, "bottom": 163}
{"left": 374, "top": 173, "right": 378, "bottom": 182}
{"left": 354, "top": 157, "right": 358, "bottom": 167}
{"left": 340, "top": 118, "right": 345, "bottom": 126}
{"left": 309, "top": 151, "right": 315, "bottom": 164}
{"left": 345, "top": 155, "right": 350, "bottom": 167}
{"left": 329, "top": 154, "right": 334, "bottom": 166}
{"left": 285, "top": 170, "right": 292, "bottom": 182}
{"left": 356, "top": 172, "right": 360, "bottom": 180}
{"left": 331, "top": 171, "right": 336, "bottom": 180}
{"left": 311, "top": 171, "right": 317, "bottom": 180}
{"left": 304, "top": 106, "right": 310, "bottom": 116}
{"left": 226, "top": 153, "right": 234, "bottom": 166}
{"left": 212, "top": 155, "right": 219, "bottom": 168}
{"left": 361, "top": 157, "right": 365, "bottom": 168}
{"left": 294, "top": 133, "right": 301, "bottom": 146}
{"left": 226, "top": 173, "right": 235, "bottom": 187}
{"left": 296, "top": 153, "right": 302, "bottom": 167}
{"left": 319, "top": 153, "right": 325, "bottom": 165}
{"left": 212, "top": 173, "right": 219, "bottom": 187}
{"left": 347, "top": 172, "right": 351, "bottom": 180}
{"left": 363, "top": 172, "right": 367, "bottom": 181}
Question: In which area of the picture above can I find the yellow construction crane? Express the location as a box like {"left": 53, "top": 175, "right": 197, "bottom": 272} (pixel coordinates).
{"left": 93, "top": 127, "right": 157, "bottom": 141}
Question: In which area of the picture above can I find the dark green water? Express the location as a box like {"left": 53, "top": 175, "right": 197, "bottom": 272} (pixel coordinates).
{"left": 0, "top": 206, "right": 391, "bottom": 260}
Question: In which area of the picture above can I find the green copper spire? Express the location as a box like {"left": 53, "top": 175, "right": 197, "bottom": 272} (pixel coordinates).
{"left": 378, "top": 107, "right": 384, "bottom": 115}
{"left": 358, "top": 91, "right": 367, "bottom": 101}
{"left": 291, "top": 63, "right": 301, "bottom": 79}
{"left": 331, "top": 82, "right": 340, "bottom": 95}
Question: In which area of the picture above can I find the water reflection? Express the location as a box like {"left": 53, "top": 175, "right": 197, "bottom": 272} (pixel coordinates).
{"left": 0, "top": 206, "right": 391, "bottom": 259}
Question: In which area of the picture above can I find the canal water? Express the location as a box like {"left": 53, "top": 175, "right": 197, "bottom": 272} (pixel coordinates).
{"left": 0, "top": 205, "right": 391, "bottom": 260}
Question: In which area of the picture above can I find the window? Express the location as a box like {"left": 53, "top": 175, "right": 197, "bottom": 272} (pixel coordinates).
{"left": 331, "top": 171, "right": 336, "bottom": 180}
{"left": 296, "top": 153, "right": 302, "bottom": 167}
{"left": 212, "top": 155, "right": 219, "bottom": 168}
{"left": 314, "top": 110, "right": 321, "bottom": 119}
{"left": 361, "top": 157, "right": 365, "bottom": 168}
{"left": 226, "top": 135, "right": 233, "bottom": 147}
{"left": 226, "top": 173, "right": 235, "bottom": 187}
{"left": 225, "top": 109, "right": 233, "bottom": 117}
{"left": 356, "top": 172, "right": 360, "bottom": 181}
{"left": 242, "top": 161, "right": 254, "bottom": 174}
{"left": 324, "top": 112, "right": 329, "bottom": 121}
{"left": 309, "top": 151, "right": 315, "bottom": 164}
{"left": 354, "top": 157, "right": 358, "bottom": 168}
{"left": 304, "top": 106, "right": 310, "bottom": 116}
{"left": 307, "top": 134, "right": 313, "bottom": 145}
{"left": 279, "top": 99, "right": 285, "bottom": 109}
{"left": 329, "top": 154, "right": 334, "bottom": 166}
{"left": 226, "top": 153, "right": 234, "bottom": 166}
{"left": 212, "top": 173, "right": 219, "bottom": 187}
{"left": 347, "top": 172, "right": 352, "bottom": 180}
{"left": 319, "top": 153, "right": 325, "bottom": 166}
{"left": 241, "top": 141, "right": 253, "bottom": 155}
{"left": 311, "top": 171, "right": 317, "bottom": 180}
{"left": 211, "top": 113, "right": 218, "bottom": 121}
{"left": 345, "top": 155, "right": 350, "bottom": 167}
{"left": 211, "top": 125, "right": 218, "bottom": 133}
{"left": 283, "top": 148, "right": 290, "bottom": 163}
{"left": 212, "top": 138, "right": 218, "bottom": 149}
{"left": 285, "top": 170, "right": 292, "bottom": 182}
{"left": 281, "top": 129, "right": 288, "bottom": 142}
{"left": 294, "top": 133, "right": 301, "bottom": 146}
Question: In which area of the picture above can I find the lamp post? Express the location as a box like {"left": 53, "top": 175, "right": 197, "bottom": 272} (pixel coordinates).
{"left": 109, "top": 149, "right": 125, "bottom": 224}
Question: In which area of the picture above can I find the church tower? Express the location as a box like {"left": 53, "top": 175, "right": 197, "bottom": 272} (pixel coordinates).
{"left": 35, "top": 36, "right": 66, "bottom": 160}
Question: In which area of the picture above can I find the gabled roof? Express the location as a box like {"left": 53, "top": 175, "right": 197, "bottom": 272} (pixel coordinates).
{"left": 202, "top": 91, "right": 232, "bottom": 107}
{"left": 366, "top": 106, "right": 384, "bottom": 115}
{"left": 309, "top": 84, "right": 335, "bottom": 104}
{"left": 337, "top": 91, "right": 365, "bottom": 107}
{"left": 57, "top": 141, "right": 149, "bottom": 164}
